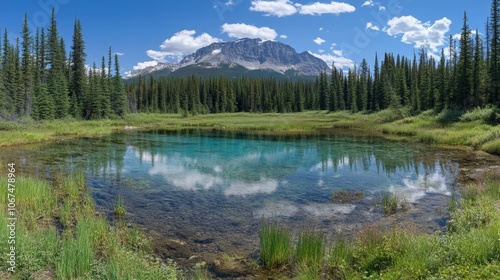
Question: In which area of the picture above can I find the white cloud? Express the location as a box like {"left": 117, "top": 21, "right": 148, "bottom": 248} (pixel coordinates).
{"left": 146, "top": 50, "right": 169, "bottom": 63}
{"left": 319, "top": 27, "right": 324, "bottom": 31}
{"left": 314, "top": 37, "right": 326, "bottom": 45}
{"left": 366, "top": 22, "right": 380, "bottom": 31}
{"left": 297, "top": 1, "right": 356, "bottom": 15}
{"left": 309, "top": 49, "right": 355, "bottom": 69}
{"left": 225, "top": 0, "right": 235, "bottom": 6}
{"left": 131, "top": 61, "right": 158, "bottom": 71}
{"left": 361, "top": 0, "right": 385, "bottom": 11}
{"left": 157, "top": 30, "right": 222, "bottom": 60}
{"left": 124, "top": 61, "right": 159, "bottom": 78}
{"left": 114, "top": 52, "right": 124, "bottom": 56}
{"left": 361, "top": 0, "right": 374, "bottom": 7}
{"left": 384, "top": 15, "right": 452, "bottom": 53}
{"left": 250, "top": 0, "right": 298, "bottom": 17}
{"left": 221, "top": 23, "right": 278, "bottom": 40}
{"left": 452, "top": 29, "right": 478, "bottom": 41}
{"left": 280, "top": 34, "right": 288, "bottom": 39}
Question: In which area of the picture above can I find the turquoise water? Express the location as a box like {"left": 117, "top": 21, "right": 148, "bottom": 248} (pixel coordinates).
{"left": 3, "top": 129, "right": 465, "bottom": 259}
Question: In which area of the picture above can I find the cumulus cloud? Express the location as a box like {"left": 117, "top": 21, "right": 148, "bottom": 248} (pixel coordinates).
{"left": 309, "top": 48, "right": 355, "bottom": 69}
{"left": 250, "top": 0, "right": 355, "bottom": 16}
{"left": 361, "top": 0, "right": 385, "bottom": 10}
{"left": 314, "top": 37, "right": 326, "bottom": 45}
{"left": 384, "top": 15, "right": 452, "bottom": 52}
{"left": 298, "top": 1, "right": 356, "bottom": 15}
{"left": 221, "top": 23, "right": 278, "bottom": 40}
{"left": 280, "top": 34, "right": 288, "bottom": 39}
{"left": 156, "top": 30, "right": 222, "bottom": 60}
{"left": 146, "top": 50, "right": 169, "bottom": 63}
{"left": 361, "top": 0, "right": 374, "bottom": 7}
{"left": 250, "top": 0, "right": 298, "bottom": 17}
{"left": 366, "top": 22, "right": 380, "bottom": 31}
{"left": 114, "top": 52, "right": 125, "bottom": 56}
{"left": 124, "top": 61, "right": 159, "bottom": 78}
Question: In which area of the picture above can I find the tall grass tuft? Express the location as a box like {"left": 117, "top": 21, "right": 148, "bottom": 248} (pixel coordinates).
{"left": 381, "top": 192, "right": 399, "bottom": 215}
{"left": 259, "top": 220, "right": 292, "bottom": 268}
{"left": 295, "top": 230, "right": 324, "bottom": 271}
{"left": 113, "top": 195, "right": 127, "bottom": 218}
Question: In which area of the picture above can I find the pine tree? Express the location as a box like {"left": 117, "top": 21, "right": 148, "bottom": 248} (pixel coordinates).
{"left": 47, "top": 8, "right": 69, "bottom": 118}
{"left": 359, "top": 59, "right": 369, "bottom": 111}
{"left": 457, "top": 11, "right": 474, "bottom": 110}
{"left": 473, "top": 29, "right": 487, "bottom": 107}
{"left": 70, "top": 19, "right": 87, "bottom": 118}
{"left": 490, "top": 0, "right": 500, "bottom": 105}
{"left": 111, "top": 54, "right": 127, "bottom": 116}
{"left": 21, "top": 14, "right": 33, "bottom": 116}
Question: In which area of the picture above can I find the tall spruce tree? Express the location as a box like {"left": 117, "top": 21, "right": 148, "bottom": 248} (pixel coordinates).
{"left": 112, "top": 54, "right": 127, "bottom": 116}
{"left": 70, "top": 19, "right": 87, "bottom": 118}
{"left": 21, "top": 14, "right": 33, "bottom": 116}
{"left": 457, "top": 11, "right": 474, "bottom": 110}
{"left": 490, "top": 0, "right": 500, "bottom": 105}
{"left": 47, "top": 8, "right": 69, "bottom": 118}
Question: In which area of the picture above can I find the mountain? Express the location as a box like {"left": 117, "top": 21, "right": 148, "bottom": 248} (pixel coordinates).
{"left": 125, "top": 38, "right": 330, "bottom": 80}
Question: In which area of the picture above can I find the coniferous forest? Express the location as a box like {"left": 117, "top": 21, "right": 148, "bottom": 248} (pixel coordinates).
{"left": 1, "top": 3, "right": 500, "bottom": 120}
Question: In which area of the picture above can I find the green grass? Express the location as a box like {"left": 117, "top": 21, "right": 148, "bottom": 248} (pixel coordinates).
{"left": 319, "top": 174, "right": 500, "bottom": 279}
{"left": 295, "top": 230, "right": 325, "bottom": 271}
{"left": 0, "top": 173, "right": 185, "bottom": 279}
{"left": 113, "top": 195, "right": 127, "bottom": 218}
{"left": 1, "top": 109, "right": 500, "bottom": 155}
{"left": 259, "top": 220, "right": 293, "bottom": 268}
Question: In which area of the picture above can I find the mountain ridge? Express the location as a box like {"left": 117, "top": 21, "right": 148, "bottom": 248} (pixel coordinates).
{"left": 125, "top": 38, "right": 330, "bottom": 79}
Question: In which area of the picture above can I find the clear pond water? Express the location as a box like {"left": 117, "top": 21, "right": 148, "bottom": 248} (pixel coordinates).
{"left": 3, "top": 129, "right": 488, "bottom": 262}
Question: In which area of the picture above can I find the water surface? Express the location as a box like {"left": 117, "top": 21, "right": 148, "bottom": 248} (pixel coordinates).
{"left": 3, "top": 129, "right": 492, "bottom": 262}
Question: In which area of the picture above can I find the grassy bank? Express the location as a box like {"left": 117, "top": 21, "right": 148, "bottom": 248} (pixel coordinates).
{"left": 0, "top": 108, "right": 499, "bottom": 154}
{"left": 259, "top": 173, "right": 500, "bottom": 279}
{"left": 0, "top": 172, "right": 204, "bottom": 280}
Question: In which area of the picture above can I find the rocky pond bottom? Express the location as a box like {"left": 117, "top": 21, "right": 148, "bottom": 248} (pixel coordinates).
{"left": 2, "top": 129, "right": 499, "bottom": 276}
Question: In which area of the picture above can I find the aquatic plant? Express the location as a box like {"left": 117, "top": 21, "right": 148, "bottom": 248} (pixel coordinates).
{"left": 259, "top": 220, "right": 292, "bottom": 268}
{"left": 331, "top": 190, "right": 364, "bottom": 203}
{"left": 113, "top": 195, "right": 127, "bottom": 218}
{"left": 295, "top": 230, "right": 325, "bottom": 271}
{"left": 381, "top": 192, "right": 399, "bottom": 215}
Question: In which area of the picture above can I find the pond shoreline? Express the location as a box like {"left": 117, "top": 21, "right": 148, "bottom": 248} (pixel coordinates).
{"left": 1, "top": 111, "right": 499, "bottom": 279}
{"left": 1, "top": 110, "right": 499, "bottom": 155}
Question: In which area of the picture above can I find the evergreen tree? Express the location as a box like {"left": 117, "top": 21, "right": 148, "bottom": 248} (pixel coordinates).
{"left": 489, "top": 0, "right": 500, "bottom": 105}
{"left": 111, "top": 54, "right": 127, "bottom": 116}
{"left": 47, "top": 8, "right": 69, "bottom": 118}
{"left": 473, "top": 29, "right": 487, "bottom": 107}
{"left": 100, "top": 57, "right": 112, "bottom": 117}
{"left": 21, "top": 14, "right": 33, "bottom": 116}
{"left": 359, "top": 59, "right": 369, "bottom": 111}
{"left": 70, "top": 19, "right": 87, "bottom": 118}
{"left": 457, "top": 11, "right": 474, "bottom": 110}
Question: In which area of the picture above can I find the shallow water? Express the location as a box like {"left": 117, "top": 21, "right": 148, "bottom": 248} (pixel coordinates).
{"left": 2, "top": 129, "right": 496, "bottom": 263}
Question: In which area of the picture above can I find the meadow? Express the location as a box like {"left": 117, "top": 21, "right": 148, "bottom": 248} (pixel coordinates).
{"left": 1, "top": 108, "right": 499, "bottom": 155}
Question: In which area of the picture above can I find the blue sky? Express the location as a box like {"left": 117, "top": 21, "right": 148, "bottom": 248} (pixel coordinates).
{"left": 0, "top": 0, "right": 492, "bottom": 76}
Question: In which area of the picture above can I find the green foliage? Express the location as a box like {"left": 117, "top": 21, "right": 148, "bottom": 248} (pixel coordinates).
{"left": 113, "top": 195, "right": 127, "bottom": 218}
{"left": 259, "top": 220, "right": 292, "bottom": 268}
{"left": 295, "top": 230, "right": 325, "bottom": 271}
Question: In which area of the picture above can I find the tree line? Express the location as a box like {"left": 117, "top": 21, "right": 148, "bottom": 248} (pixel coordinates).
{"left": 2, "top": 2, "right": 500, "bottom": 121}
{"left": 0, "top": 9, "right": 127, "bottom": 121}
{"left": 126, "top": 5, "right": 499, "bottom": 115}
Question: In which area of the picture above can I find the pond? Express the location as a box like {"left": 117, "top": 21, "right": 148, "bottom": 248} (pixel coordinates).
{"left": 2, "top": 129, "right": 496, "bottom": 264}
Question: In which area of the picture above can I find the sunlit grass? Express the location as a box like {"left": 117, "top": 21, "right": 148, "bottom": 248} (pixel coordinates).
{"left": 0, "top": 173, "right": 185, "bottom": 279}
{"left": 259, "top": 220, "right": 293, "bottom": 268}
{"left": 1, "top": 109, "right": 500, "bottom": 155}
{"left": 295, "top": 230, "right": 325, "bottom": 271}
